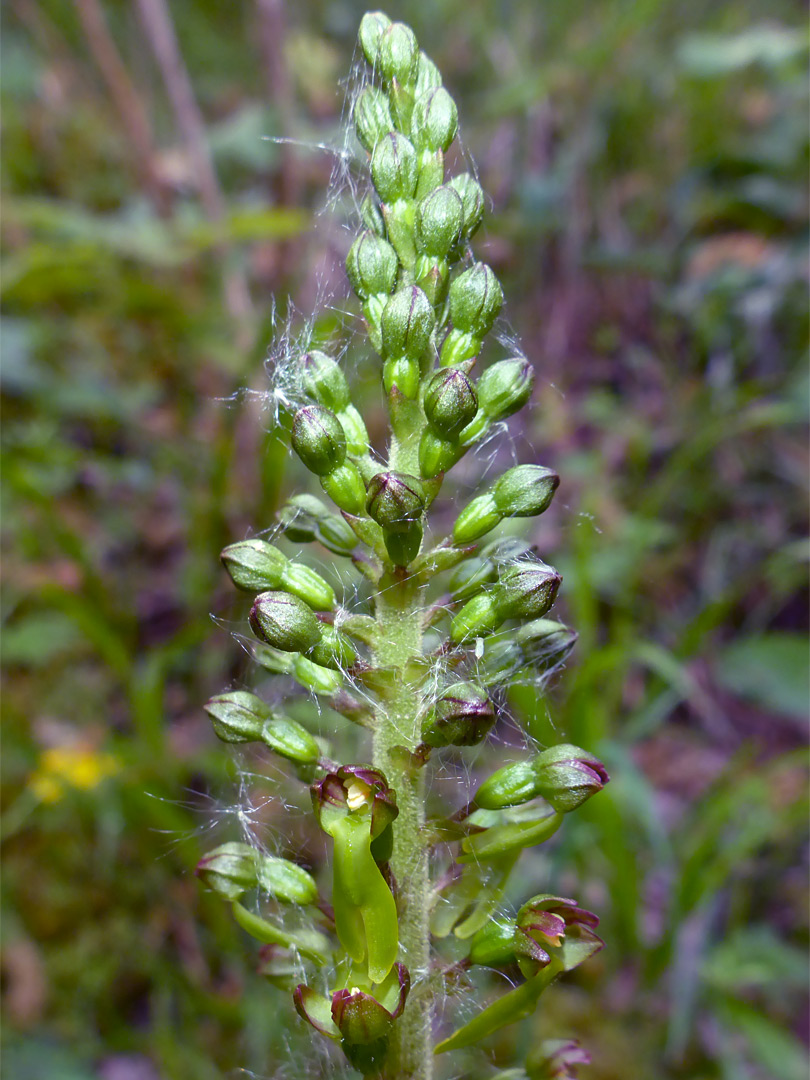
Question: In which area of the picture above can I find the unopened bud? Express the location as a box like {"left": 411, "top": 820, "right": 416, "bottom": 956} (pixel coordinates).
{"left": 371, "top": 132, "right": 418, "bottom": 203}
{"left": 423, "top": 368, "right": 478, "bottom": 439}
{"left": 496, "top": 562, "right": 562, "bottom": 620}
{"left": 411, "top": 87, "right": 458, "bottom": 153}
{"left": 474, "top": 759, "right": 540, "bottom": 809}
{"left": 204, "top": 690, "right": 269, "bottom": 743}
{"left": 381, "top": 286, "right": 435, "bottom": 362}
{"left": 358, "top": 11, "right": 392, "bottom": 67}
{"left": 291, "top": 405, "right": 346, "bottom": 477}
{"left": 306, "top": 623, "right": 357, "bottom": 671}
{"left": 449, "top": 262, "right": 503, "bottom": 337}
{"left": 415, "top": 52, "right": 442, "bottom": 95}
{"left": 320, "top": 462, "right": 367, "bottom": 516}
{"left": 301, "top": 351, "right": 350, "bottom": 412}
{"left": 279, "top": 494, "right": 357, "bottom": 556}
{"left": 377, "top": 22, "right": 419, "bottom": 86}
{"left": 354, "top": 86, "right": 394, "bottom": 153}
{"left": 221, "top": 539, "right": 335, "bottom": 610}
{"left": 196, "top": 842, "right": 317, "bottom": 904}
{"left": 533, "top": 744, "right": 609, "bottom": 813}
{"left": 448, "top": 173, "right": 485, "bottom": 239}
{"left": 421, "top": 681, "right": 496, "bottom": 747}
{"left": 249, "top": 590, "right": 322, "bottom": 653}
{"left": 477, "top": 357, "right": 534, "bottom": 421}
{"left": 346, "top": 231, "right": 398, "bottom": 301}
{"left": 493, "top": 464, "right": 559, "bottom": 518}
{"left": 366, "top": 471, "right": 425, "bottom": 531}
{"left": 415, "top": 185, "right": 464, "bottom": 258}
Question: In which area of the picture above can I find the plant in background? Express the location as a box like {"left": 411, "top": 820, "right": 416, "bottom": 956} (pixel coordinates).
{"left": 197, "top": 12, "right": 608, "bottom": 1078}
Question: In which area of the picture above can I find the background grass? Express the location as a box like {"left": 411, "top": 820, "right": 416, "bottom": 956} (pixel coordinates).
{"left": 2, "top": 1, "right": 808, "bottom": 1078}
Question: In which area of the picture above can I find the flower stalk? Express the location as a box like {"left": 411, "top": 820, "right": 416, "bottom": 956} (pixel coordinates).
{"left": 195, "top": 12, "right": 608, "bottom": 1078}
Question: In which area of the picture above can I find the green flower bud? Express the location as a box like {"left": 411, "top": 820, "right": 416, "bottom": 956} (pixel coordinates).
{"left": 306, "top": 623, "right": 357, "bottom": 671}
{"left": 377, "top": 22, "right": 419, "bottom": 87}
{"left": 424, "top": 368, "right": 478, "bottom": 439}
{"left": 450, "top": 590, "right": 501, "bottom": 643}
{"left": 448, "top": 173, "right": 485, "bottom": 239}
{"left": 360, "top": 193, "right": 386, "bottom": 237}
{"left": 421, "top": 680, "right": 496, "bottom": 747}
{"left": 291, "top": 405, "right": 346, "bottom": 477}
{"left": 493, "top": 464, "right": 559, "bottom": 518}
{"left": 221, "top": 539, "right": 287, "bottom": 592}
{"left": 358, "top": 11, "right": 391, "bottom": 67}
{"left": 204, "top": 690, "right": 269, "bottom": 743}
{"left": 279, "top": 494, "right": 357, "bottom": 556}
{"left": 480, "top": 619, "right": 577, "bottom": 685}
{"left": 496, "top": 562, "right": 562, "bottom": 621}
{"left": 320, "top": 461, "right": 366, "bottom": 516}
{"left": 354, "top": 86, "right": 394, "bottom": 153}
{"left": 346, "top": 231, "right": 398, "bottom": 301}
{"left": 415, "top": 51, "right": 442, "bottom": 95}
{"left": 249, "top": 590, "right": 322, "bottom": 653}
{"left": 449, "top": 262, "right": 503, "bottom": 337}
{"left": 411, "top": 87, "right": 458, "bottom": 153}
{"left": 371, "top": 132, "right": 418, "bottom": 204}
{"left": 474, "top": 759, "right": 540, "bottom": 809}
{"left": 468, "top": 917, "right": 517, "bottom": 966}
{"left": 301, "top": 350, "right": 350, "bottom": 412}
{"left": 452, "top": 493, "right": 501, "bottom": 544}
{"left": 261, "top": 713, "right": 321, "bottom": 764}
{"left": 380, "top": 286, "right": 435, "bottom": 396}
{"left": 533, "top": 744, "right": 609, "bottom": 814}
{"left": 221, "top": 539, "right": 335, "bottom": 610}
{"left": 478, "top": 357, "right": 534, "bottom": 421}
{"left": 418, "top": 428, "right": 464, "bottom": 479}
{"left": 366, "top": 471, "right": 425, "bottom": 531}
{"left": 196, "top": 842, "right": 318, "bottom": 904}
{"left": 415, "top": 185, "right": 464, "bottom": 258}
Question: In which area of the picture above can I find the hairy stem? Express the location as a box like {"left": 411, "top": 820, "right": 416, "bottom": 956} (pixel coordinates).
{"left": 372, "top": 569, "right": 432, "bottom": 1079}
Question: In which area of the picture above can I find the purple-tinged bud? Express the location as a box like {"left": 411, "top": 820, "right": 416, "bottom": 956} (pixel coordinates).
{"left": 411, "top": 87, "right": 458, "bottom": 153}
{"left": 493, "top": 464, "right": 559, "bottom": 518}
{"left": 371, "top": 132, "right": 418, "bottom": 204}
{"left": 415, "top": 185, "right": 464, "bottom": 258}
{"left": 366, "top": 471, "right": 425, "bottom": 531}
{"left": 249, "top": 590, "right": 322, "bottom": 653}
{"left": 533, "top": 744, "right": 609, "bottom": 813}
{"left": 346, "top": 231, "right": 398, "bottom": 301}
{"left": 354, "top": 86, "right": 394, "bottom": 153}
{"left": 291, "top": 405, "right": 346, "bottom": 477}
{"left": 421, "top": 680, "right": 496, "bottom": 748}
{"left": 423, "top": 368, "right": 478, "bottom": 439}
{"left": 332, "top": 963, "right": 410, "bottom": 1049}
{"left": 196, "top": 842, "right": 318, "bottom": 904}
{"left": 495, "top": 561, "right": 562, "bottom": 621}
{"left": 377, "top": 22, "right": 419, "bottom": 87}
{"left": 448, "top": 173, "right": 485, "bottom": 239}
{"left": 358, "top": 11, "right": 391, "bottom": 67}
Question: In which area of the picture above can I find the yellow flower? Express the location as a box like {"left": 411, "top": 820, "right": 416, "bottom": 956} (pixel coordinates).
{"left": 28, "top": 745, "right": 120, "bottom": 804}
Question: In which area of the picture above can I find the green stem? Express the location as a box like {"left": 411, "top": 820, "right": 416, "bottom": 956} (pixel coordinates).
{"left": 372, "top": 570, "right": 432, "bottom": 1080}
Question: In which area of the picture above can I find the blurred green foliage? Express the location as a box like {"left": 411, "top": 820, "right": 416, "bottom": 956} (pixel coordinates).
{"left": 1, "top": 1, "right": 807, "bottom": 1078}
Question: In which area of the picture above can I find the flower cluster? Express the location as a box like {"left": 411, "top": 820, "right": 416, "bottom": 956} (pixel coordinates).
{"left": 195, "top": 12, "right": 608, "bottom": 1077}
